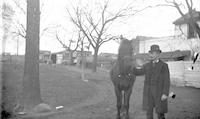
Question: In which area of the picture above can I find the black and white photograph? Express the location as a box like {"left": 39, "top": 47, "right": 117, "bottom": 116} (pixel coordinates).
{"left": 1, "top": 0, "right": 200, "bottom": 119}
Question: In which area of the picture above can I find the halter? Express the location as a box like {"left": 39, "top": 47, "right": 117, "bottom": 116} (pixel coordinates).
{"left": 118, "top": 73, "right": 132, "bottom": 80}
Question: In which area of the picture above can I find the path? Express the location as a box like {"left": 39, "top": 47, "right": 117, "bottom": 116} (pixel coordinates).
{"left": 49, "top": 67, "right": 200, "bottom": 119}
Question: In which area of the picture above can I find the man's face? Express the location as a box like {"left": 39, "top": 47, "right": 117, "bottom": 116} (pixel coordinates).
{"left": 149, "top": 51, "right": 160, "bottom": 61}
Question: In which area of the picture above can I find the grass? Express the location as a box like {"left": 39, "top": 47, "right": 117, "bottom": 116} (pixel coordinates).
{"left": 1, "top": 58, "right": 97, "bottom": 118}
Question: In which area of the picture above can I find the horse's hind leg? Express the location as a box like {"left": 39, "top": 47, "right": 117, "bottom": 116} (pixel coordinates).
{"left": 124, "top": 89, "right": 132, "bottom": 119}
{"left": 115, "top": 87, "right": 122, "bottom": 119}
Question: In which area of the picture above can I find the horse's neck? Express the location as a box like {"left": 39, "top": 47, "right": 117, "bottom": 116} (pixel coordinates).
{"left": 116, "top": 60, "right": 133, "bottom": 75}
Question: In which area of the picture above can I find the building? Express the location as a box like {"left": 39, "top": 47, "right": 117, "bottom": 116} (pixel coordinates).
{"left": 99, "top": 52, "right": 117, "bottom": 59}
{"left": 135, "top": 50, "right": 191, "bottom": 62}
{"left": 98, "top": 53, "right": 117, "bottom": 66}
{"left": 134, "top": 11, "right": 200, "bottom": 61}
{"left": 51, "top": 50, "right": 92, "bottom": 64}
{"left": 173, "top": 10, "right": 200, "bottom": 39}
{"left": 132, "top": 11, "right": 200, "bottom": 88}
{"left": 39, "top": 50, "right": 51, "bottom": 63}
{"left": 83, "top": 52, "right": 117, "bottom": 69}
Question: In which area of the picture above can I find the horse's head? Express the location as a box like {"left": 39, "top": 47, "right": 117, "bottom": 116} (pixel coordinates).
{"left": 117, "top": 36, "right": 133, "bottom": 75}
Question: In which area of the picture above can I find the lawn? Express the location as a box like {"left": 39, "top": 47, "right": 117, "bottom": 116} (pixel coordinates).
{"left": 1, "top": 59, "right": 97, "bottom": 118}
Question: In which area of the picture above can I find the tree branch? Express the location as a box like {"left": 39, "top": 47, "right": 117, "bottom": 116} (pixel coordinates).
{"left": 66, "top": 7, "right": 96, "bottom": 49}
{"left": 55, "top": 32, "right": 68, "bottom": 49}
{"left": 84, "top": 13, "right": 101, "bottom": 36}
{"left": 12, "top": 31, "right": 26, "bottom": 39}
{"left": 13, "top": 0, "right": 26, "bottom": 14}
{"left": 72, "top": 31, "right": 83, "bottom": 52}
{"left": 99, "top": 35, "right": 118, "bottom": 46}
{"left": 185, "top": 0, "right": 192, "bottom": 12}
{"left": 190, "top": 0, "right": 193, "bottom": 9}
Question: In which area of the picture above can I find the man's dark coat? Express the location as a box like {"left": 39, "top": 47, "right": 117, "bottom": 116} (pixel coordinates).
{"left": 133, "top": 60, "right": 170, "bottom": 113}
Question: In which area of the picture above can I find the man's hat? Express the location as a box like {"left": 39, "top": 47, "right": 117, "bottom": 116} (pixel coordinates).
{"left": 149, "top": 44, "right": 161, "bottom": 53}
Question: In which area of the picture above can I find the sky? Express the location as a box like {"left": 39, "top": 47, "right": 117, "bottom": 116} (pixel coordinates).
{"left": 2, "top": 0, "right": 200, "bottom": 55}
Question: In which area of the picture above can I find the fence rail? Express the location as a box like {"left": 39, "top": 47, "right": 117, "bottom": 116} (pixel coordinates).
{"left": 167, "top": 61, "right": 200, "bottom": 88}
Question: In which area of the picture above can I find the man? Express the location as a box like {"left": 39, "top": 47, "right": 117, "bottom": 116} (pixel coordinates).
{"left": 134, "top": 44, "right": 170, "bottom": 119}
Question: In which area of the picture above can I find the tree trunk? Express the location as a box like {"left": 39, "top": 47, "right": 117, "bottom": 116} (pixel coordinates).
{"left": 22, "top": 0, "right": 42, "bottom": 111}
{"left": 188, "top": 21, "right": 200, "bottom": 38}
{"left": 193, "top": 22, "right": 200, "bottom": 38}
{"left": 92, "top": 49, "right": 98, "bottom": 72}
{"left": 70, "top": 51, "right": 74, "bottom": 65}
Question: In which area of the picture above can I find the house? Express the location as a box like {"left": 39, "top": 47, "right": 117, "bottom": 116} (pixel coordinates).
{"left": 134, "top": 11, "right": 200, "bottom": 61}
{"left": 39, "top": 50, "right": 51, "bottom": 63}
{"left": 83, "top": 52, "right": 117, "bottom": 69}
{"left": 98, "top": 53, "right": 117, "bottom": 66}
{"left": 0, "top": 52, "right": 11, "bottom": 62}
{"left": 173, "top": 10, "right": 200, "bottom": 39}
{"left": 135, "top": 50, "right": 191, "bottom": 62}
{"left": 51, "top": 50, "right": 92, "bottom": 64}
{"left": 99, "top": 52, "right": 117, "bottom": 59}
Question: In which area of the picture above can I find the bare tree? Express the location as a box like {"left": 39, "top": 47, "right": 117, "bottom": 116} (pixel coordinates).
{"left": 8, "top": 0, "right": 26, "bottom": 39}
{"left": 66, "top": 1, "right": 139, "bottom": 72}
{"left": 22, "top": 0, "right": 42, "bottom": 110}
{"left": 164, "top": 0, "right": 200, "bottom": 38}
{"left": 2, "top": 3, "right": 14, "bottom": 55}
{"left": 55, "top": 30, "right": 82, "bottom": 64}
{"left": 10, "top": 0, "right": 48, "bottom": 37}
{"left": 9, "top": 0, "right": 50, "bottom": 56}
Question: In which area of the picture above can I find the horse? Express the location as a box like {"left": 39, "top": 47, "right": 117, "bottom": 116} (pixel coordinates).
{"left": 110, "top": 36, "right": 136, "bottom": 119}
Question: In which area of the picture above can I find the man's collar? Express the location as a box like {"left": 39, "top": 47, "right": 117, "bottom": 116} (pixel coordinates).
{"left": 152, "top": 59, "right": 159, "bottom": 63}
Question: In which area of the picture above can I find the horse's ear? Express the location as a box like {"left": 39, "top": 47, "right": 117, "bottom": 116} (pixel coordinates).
{"left": 120, "top": 35, "right": 129, "bottom": 42}
{"left": 120, "top": 35, "right": 124, "bottom": 42}
{"left": 120, "top": 35, "right": 123, "bottom": 39}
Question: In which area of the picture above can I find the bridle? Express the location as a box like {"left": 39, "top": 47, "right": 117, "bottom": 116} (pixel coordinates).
{"left": 118, "top": 73, "right": 132, "bottom": 80}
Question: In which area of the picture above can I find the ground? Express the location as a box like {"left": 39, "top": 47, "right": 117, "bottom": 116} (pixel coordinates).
{"left": 1, "top": 60, "right": 200, "bottom": 119}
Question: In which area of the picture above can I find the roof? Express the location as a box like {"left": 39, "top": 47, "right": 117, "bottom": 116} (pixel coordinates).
{"left": 173, "top": 10, "right": 200, "bottom": 25}
{"left": 40, "top": 50, "right": 51, "bottom": 54}
{"left": 136, "top": 36, "right": 158, "bottom": 41}
{"left": 76, "top": 50, "right": 92, "bottom": 54}
{"left": 99, "top": 52, "right": 117, "bottom": 57}
{"left": 135, "top": 50, "right": 191, "bottom": 60}
{"left": 52, "top": 50, "right": 92, "bottom": 55}
{"left": 97, "top": 56, "right": 116, "bottom": 62}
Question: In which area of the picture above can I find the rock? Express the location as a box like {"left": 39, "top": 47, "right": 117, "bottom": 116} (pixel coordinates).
{"left": 33, "top": 103, "right": 52, "bottom": 113}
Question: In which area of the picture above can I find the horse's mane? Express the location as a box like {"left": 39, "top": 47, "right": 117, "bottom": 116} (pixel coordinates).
{"left": 117, "top": 37, "right": 133, "bottom": 75}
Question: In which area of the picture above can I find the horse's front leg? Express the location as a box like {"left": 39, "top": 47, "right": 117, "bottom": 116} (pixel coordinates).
{"left": 115, "top": 86, "right": 122, "bottom": 119}
{"left": 124, "top": 89, "right": 132, "bottom": 119}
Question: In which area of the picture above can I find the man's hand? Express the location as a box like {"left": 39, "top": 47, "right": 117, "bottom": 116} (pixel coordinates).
{"left": 161, "top": 94, "right": 168, "bottom": 101}
{"left": 136, "top": 58, "right": 144, "bottom": 67}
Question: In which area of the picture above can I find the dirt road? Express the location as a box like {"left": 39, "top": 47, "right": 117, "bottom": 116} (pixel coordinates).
{"left": 52, "top": 67, "right": 200, "bottom": 119}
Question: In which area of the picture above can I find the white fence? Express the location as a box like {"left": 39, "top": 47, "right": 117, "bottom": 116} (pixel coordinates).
{"left": 167, "top": 61, "right": 200, "bottom": 88}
